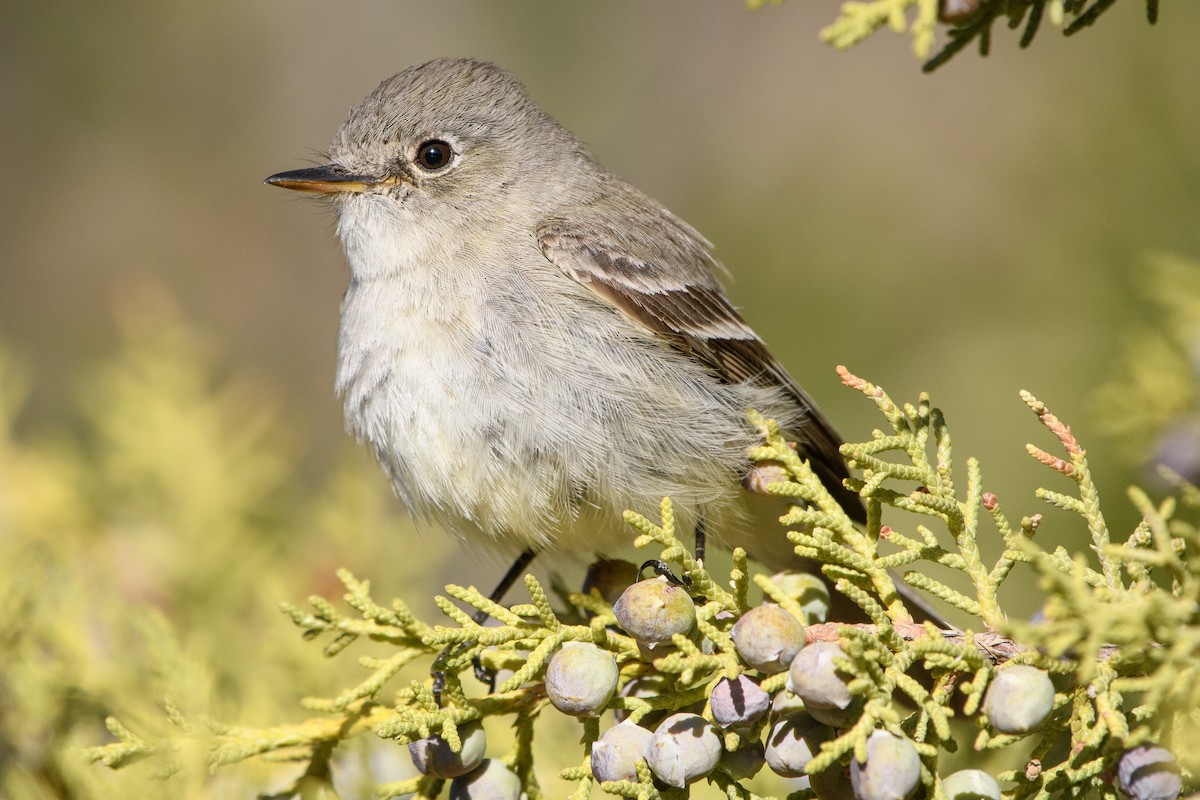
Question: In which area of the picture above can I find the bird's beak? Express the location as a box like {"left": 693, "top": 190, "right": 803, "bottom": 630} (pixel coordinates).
{"left": 263, "top": 165, "right": 397, "bottom": 194}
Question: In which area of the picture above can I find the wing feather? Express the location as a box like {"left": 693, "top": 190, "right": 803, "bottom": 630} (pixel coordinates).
{"left": 538, "top": 205, "right": 865, "bottom": 523}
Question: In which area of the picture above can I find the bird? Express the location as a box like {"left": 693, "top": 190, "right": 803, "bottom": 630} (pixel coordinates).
{"left": 265, "top": 57, "right": 867, "bottom": 605}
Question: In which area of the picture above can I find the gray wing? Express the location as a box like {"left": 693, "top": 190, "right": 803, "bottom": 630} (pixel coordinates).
{"left": 537, "top": 197, "right": 865, "bottom": 523}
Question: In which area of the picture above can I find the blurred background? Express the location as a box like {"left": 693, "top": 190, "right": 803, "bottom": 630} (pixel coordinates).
{"left": 2, "top": 1, "right": 1199, "bottom": 797}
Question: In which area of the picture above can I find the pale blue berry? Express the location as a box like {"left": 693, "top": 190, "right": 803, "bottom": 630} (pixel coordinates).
{"left": 941, "top": 769, "right": 1001, "bottom": 800}
{"left": 764, "top": 713, "right": 832, "bottom": 778}
{"left": 1117, "top": 745, "right": 1182, "bottom": 800}
{"left": 408, "top": 721, "right": 486, "bottom": 778}
{"left": 613, "top": 575, "right": 696, "bottom": 650}
{"left": 643, "top": 712, "right": 722, "bottom": 788}
{"left": 544, "top": 641, "right": 618, "bottom": 717}
{"left": 982, "top": 665, "right": 1055, "bottom": 734}
{"left": 787, "top": 641, "right": 854, "bottom": 726}
{"left": 732, "top": 603, "right": 805, "bottom": 673}
{"left": 849, "top": 730, "right": 921, "bottom": 800}
{"left": 591, "top": 720, "right": 653, "bottom": 784}
{"left": 710, "top": 674, "right": 770, "bottom": 728}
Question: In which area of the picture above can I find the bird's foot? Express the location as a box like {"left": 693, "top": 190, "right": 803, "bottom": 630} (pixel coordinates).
{"left": 638, "top": 558, "right": 691, "bottom": 589}
{"left": 430, "top": 642, "right": 497, "bottom": 706}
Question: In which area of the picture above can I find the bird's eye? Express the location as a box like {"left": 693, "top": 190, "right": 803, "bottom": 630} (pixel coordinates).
{"left": 415, "top": 140, "right": 453, "bottom": 171}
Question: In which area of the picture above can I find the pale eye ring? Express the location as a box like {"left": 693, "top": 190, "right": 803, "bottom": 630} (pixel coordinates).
{"left": 415, "top": 139, "right": 453, "bottom": 171}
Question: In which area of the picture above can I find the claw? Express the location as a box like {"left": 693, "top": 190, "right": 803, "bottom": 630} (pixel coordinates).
{"left": 637, "top": 559, "right": 691, "bottom": 589}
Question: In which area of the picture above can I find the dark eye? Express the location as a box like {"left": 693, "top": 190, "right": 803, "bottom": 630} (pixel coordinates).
{"left": 415, "top": 139, "right": 453, "bottom": 171}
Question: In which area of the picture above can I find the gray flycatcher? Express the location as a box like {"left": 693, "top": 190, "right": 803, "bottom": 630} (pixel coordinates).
{"left": 265, "top": 57, "right": 868, "bottom": 596}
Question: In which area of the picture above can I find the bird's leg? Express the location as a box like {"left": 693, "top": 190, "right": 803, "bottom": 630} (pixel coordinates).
{"left": 469, "top": 548, "right": 537, "bottom": 685}
{"left": 432, "top": 547, "right": 537, "bottom": 705}
{"left": 694, "top": 517, "right": 707, "bottom": 570}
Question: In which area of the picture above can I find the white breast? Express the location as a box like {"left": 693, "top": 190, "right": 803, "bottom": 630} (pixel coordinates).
{"left": 330, "top": 194, "right": 784, "bottom": 559}
{"left": 335, "top": 196, "right": 499, "bottom": 525}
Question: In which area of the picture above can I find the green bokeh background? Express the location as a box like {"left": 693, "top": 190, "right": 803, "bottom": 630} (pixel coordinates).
{"left": 2, "top": 2, "right": 1199, "bottom": 797}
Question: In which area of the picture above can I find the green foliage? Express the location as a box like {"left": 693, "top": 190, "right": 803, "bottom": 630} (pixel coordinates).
{"left": 758, "top": 0, "right": 1160, "bottom": 71}
{"left": 0, "top": 296, "right": 428, "bottom": 799}
{"left": 833, "top": 371, "right": 1200, "bottom": 797}
{"left": 69, "top": 328, "right": 1200, "bottom": 798}
{"left": 8, "top": 280, "right": 1200, "bottom": 799}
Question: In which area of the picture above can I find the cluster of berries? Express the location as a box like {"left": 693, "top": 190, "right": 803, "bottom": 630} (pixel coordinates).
{"left": 405, "top": 568, "right": 1182, "bottom": 800}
